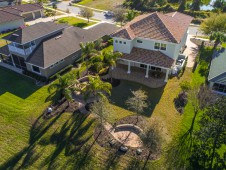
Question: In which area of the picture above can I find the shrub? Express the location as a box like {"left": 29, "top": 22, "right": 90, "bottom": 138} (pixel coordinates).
{"left": 48, "top": 65, "right": 73, "bottom": 81}
{"left": 180, "top": 81, "right": 191, "bottom": 92}
{"left": 174, "top": 91, "right": 188, "bottom": 114}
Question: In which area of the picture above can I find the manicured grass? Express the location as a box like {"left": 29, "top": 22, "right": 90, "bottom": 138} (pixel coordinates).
{"left": 0, "top": 46, "right": 215, "bottom": 169}
{"left": 57, "top": 17, "right": 96, "bottom": 28}
{"left": 78, "top": 0, "right": 124, "bottom": 10}
{"left": 222, "top": 43, "right": 226, "bottom": 48}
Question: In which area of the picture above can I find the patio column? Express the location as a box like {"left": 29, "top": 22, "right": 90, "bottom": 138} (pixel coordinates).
{"left": 127, "top": 61, "right": 131, "bottom": 74}
{"left": 145, "top": 64, "right": 149, "bottom": 78}
{"left": 164, "top": 69, "right": 169, "bottom": 82}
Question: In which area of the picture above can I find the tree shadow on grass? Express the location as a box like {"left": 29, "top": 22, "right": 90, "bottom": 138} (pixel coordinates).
{"left": 40, "top": 114, "right": 97, "bottom": 169}
{"left": 105, "top": 149, "right": 125, "bottom": 170}
{"left": 0, "top": 112, "right": 63, "bottom": 169}
{"left": 125, "top": 158, "right": 147, "bottom": 170}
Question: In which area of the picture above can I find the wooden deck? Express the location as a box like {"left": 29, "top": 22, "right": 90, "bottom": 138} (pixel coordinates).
{"left": 108, "top": 64, "right": 166, "bottom": 88}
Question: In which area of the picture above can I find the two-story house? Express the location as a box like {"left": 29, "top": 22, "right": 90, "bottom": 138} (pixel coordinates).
{"left": 0, "top": 22, "right": 118, "bottom": 78}
{"left": 112, "top": 12, "right": 193, "bottom": 82}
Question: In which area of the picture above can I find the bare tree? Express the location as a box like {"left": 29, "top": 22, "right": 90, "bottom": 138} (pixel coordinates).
{"left": 113, "top": 8, "right": 126, "bottom": 27}
{"left": 141, "top": 124, "right": 162, "bottom": 169}
{"left": 80, "top": 8, "right": 94, "bottom": 23}
{"left": 90, "top": 96, "right": 112, "bottom": 132}
{"left": 126, "top": 89, "right": 148, "bottom": 123}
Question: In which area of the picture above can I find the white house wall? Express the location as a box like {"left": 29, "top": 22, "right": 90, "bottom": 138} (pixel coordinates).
{"left": 113, "top": 38, "right": 133, "bottom": 54}
{"left": 0, "top": 19, "right": 24, "bottom": 32}
{"left": 113, "top": 29, "right": 189, "bottom": 60}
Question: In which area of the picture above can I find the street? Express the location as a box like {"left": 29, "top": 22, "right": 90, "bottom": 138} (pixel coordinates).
{"left": 56, "top": 1, "right": 114, "bottom": 22}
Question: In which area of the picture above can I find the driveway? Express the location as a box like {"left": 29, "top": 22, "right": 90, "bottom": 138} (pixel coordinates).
{"left": 56, "top": 1, "right": 114, "bottom": 23}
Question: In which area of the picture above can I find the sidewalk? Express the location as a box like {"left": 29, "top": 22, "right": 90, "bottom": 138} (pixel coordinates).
{"left": 73, "top": 4, "right": 107, "bottom": 12}
{"left": 26, "top": 8, "right": 100, "bottom": 25}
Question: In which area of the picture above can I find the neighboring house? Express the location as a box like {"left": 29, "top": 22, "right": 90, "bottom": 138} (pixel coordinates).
{"left": 0, "top": 9, "right": 24, "bottom": 32}
{"left": 208, "top": 48, "right": 226, "bottom": 95}
{"left": 0, "top": 22, "right": 118, "bottom": 78}
{"left": 1, "top": 3, "right": 44, "bottom": 21}
{"left": 112, "top": 12, "right": 193, "bottom": 82}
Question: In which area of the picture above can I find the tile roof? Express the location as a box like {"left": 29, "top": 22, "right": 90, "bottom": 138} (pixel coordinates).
{"left": 120, "top": 47, "right": 175, "bottom": 69}
{"left": 2, "top": 22, "right": 68, "bottom": 44}
{"left": 1, "top": 3, "right": 43, "bottom": 15}
{"left": 26, "top": 23, "right": 118, "bottom": 68}
{"left": 208, "top": 48, "right": 226, "bottom": 82}
{"left": 113, "top": 12, "right": 193, "bottom": 43}
{"left": 0, "top": 9, "right": 23, "bottom": 24}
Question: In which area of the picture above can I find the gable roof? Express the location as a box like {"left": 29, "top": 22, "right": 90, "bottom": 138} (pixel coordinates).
{"left": 112, "top": 12, "right": 193, "bottom": 43}
{"left": 26, "top": 23, "right": 118, "bottom": 68}
{"left": 1, "top": 3, "right": 43, "bottom": 15}
{"left": 208, "top": 48, "right": 226, "bottom": 83}
{"left": 0, "top": 9, "right": 23, "bottom": 24}
{"left": 2, "top": 22, "right": 68, "bottom": 44}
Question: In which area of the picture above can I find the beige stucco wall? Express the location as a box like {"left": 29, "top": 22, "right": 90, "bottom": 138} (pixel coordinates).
{"left": 0, "top": 19, "right": 24, "bottom": 33}
{"left": 26, "top": 50, "right": 81, "bottom": 78}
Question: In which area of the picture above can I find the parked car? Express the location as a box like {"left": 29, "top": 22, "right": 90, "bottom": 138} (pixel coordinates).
{"left": 71, "top": 0, "right": 81, "bottom": 3}
{"left": 104, "top": 11, "right": 114, "bottom": 17}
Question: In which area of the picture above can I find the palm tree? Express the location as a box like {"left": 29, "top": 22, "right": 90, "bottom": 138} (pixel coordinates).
{"left": 81, "top": 75, "right": 112, "bottom": 101}
{"left": 48, "top": 75, "right": 73, "bottom": 105}
{"left": 80, "top": 42, "right": 98, "bottom": 74}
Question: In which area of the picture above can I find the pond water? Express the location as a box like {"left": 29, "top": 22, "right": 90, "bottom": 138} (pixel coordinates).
{"left": 110, "top": 80, "right": 164, "bottom": 117}
{"left": 201, "top": 0, "right": 215, "bottom": 10}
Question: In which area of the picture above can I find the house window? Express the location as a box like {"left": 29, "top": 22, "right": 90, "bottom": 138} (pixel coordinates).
{"left": 151, "top": 66, "right": 161, "bottom": 71}
{"left": 160, "top": 44, "right": 167, "bottom": 50}
{"left": 140, "top": 64, "right": 147, "bottom": 69}
{"left": 154, "top": 43, "right": 160, "bottom": 49}
{"left": 213, "top": 83, "right": 226, "bottom": 93}
{"left": 72, "top": 55, "right": 78, "bottom": 59}
{"left": 137, "top": 40, "right": 143, "bottom": 43}
{"left": 32, "top": 65, "right": 40, "bottom": 73}
{"left": 115, "top": 40, "right": 118, "bottom": 43}
{"left": 123, "top": 42, "right": 126, "bottom": 44}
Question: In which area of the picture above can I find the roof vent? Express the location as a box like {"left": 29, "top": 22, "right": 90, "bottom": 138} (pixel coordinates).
{"left": 55, "top": 36, "right": 62, "bottom": 40}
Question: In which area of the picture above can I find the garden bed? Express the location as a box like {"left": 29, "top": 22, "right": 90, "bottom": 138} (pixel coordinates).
{"left": 93, "top": 116, "right": 160, "bottom": 160}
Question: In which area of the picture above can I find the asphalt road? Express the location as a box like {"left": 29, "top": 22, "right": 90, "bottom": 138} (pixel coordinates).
{"left": 55, "top": 2, "right": 203, "bottom": 35}
{"left": 56, "top": 1, "right": 114, "bottom": 22}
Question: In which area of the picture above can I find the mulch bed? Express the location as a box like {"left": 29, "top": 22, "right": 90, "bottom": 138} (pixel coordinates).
{"left": 93, "top": 116, "right": 161, "bottom": 161}
{"left": 43, "top": 100, "right": 79, "bottom": 119}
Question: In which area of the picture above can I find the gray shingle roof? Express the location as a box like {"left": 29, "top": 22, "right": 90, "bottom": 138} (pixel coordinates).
{"left": 2, "top": 22, "right": 68, "bottom": 44}
{"left": 26, "top": 23, "right": 118, "bottom": 68}
{"left": 0, "top": 9, "right": 23, "bottom": 24}
{"left": 1, "top": 3, "right": 43, "bottom": 15}
{"left": 208, "top": 48, "right": 226, "bottom": 82}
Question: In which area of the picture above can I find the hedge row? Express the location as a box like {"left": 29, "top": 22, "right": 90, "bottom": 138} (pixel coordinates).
{"left": 48, "top": 64, "right": 73, "bottom": 81}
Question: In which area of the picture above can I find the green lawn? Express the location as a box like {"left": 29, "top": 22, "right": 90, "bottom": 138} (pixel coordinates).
{"left": 0, "top": 46, "right": 215, "bottom": 169}
{"left": 77, "top": 0, "right": 124, "bottom": 10}
{"left": 57, "top": 17, "right": 96, "bottom": 28}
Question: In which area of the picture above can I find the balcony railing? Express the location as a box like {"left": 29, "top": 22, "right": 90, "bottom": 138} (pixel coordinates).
{"left": 8, "top": 44, "right": 36, "bottom": 56}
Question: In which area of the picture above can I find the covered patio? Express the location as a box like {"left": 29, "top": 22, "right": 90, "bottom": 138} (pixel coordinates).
{"left": 110, "top": 64, "right": 166, "bottom": 88}
{"left": 110, "top": 48, "right": 175, "bottom": 88}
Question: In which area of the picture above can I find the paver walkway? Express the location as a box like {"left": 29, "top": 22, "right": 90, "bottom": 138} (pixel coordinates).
{"left": 183, "top": 35, "right": 199, "bottom": 68}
